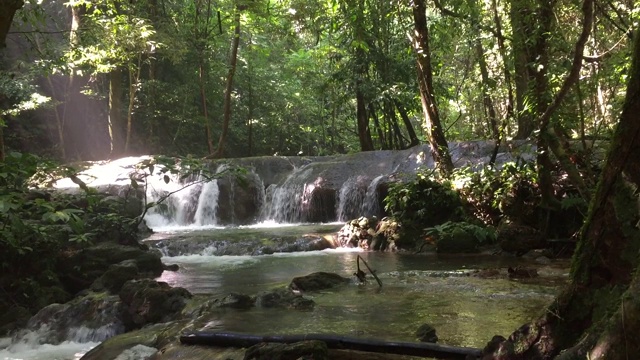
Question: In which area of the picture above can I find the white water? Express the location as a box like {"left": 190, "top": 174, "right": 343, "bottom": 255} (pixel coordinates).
{"left": 0, "top": 323, "right": 121, "bottom": 360}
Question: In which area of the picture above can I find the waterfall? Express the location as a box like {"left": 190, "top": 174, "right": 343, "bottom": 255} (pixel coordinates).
{"left": 336, "top": 176, "right": 368, "bottom": 221}
{"left": 262, "top": 167, "right": 312, "bottom": 223}
{"left": 193, "top": 180, "right": 219, "bottom": 226}
{"left": 361, "top": 174, "right": 386, "bottom": 218}
{"left": 49, "top": 142, "right": 527, "bottom": 228}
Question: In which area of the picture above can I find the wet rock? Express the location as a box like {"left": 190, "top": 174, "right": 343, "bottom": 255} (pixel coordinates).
{"left": 119, "top": 279, "right": 192, "bottom": 330}
{"left": 436, "top": 227, "right": 480, "bottom": 254}
{"left": 469, "top": 268, "right": 501, "bottom": 278}
{"left": 507, "top": 267, "right": 539, "bottom": 279}
{"left": 19, "top": 292, "right": 124, "bottom": 345}
{"left": 164, "top": 263, "right": 180, "bottom": 272}
{"left": 289, "top": 272, "right": 350, "bottom": 292}
{"left": 212, "top": 293, "right": 255, "bottom": 310}
{"left": 415, "top": 323, "right": 438, "bottom": 343}
{"left": 58, "top": 243, "right": 164, "bottom": 294}
{"left": 216, "top": 173, "right": 264, "bottom": 225}
{"left": 337, "top": 216, "right": 395, "bottom": 250}
{"left": 244, "top": 340, "right": 328, "bottom": 360}
{"left": 113, "top": 344, "right": 158, "bottom": 359}
{"left": 497, "top": 223, "right": 547, "bottom": 254}
{"left": 254, "top": 288, "right": 315, "bottom": 310}
{"left": 92, "top": 260, "right": 140, "bottom": 294}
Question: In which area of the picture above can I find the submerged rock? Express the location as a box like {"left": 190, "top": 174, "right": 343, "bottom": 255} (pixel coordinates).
{"left": 289, "top": 272, "right": 350, "bottom": 293}
{"left": 244, "top": 340, "right": 328, "bottom": 360}
{"left": 415, "top": 323, "right": 438, "bottom": 343}
{"left": 254, "top": 288, "right": 315, "bottom": 310}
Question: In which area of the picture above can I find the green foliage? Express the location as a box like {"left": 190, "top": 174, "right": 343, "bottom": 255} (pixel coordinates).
{"left": 425, "top": 221, "right": 497, "bottom": 245}
{"left": 384, "top": 170, "right": 464, "bottom": 246}
{"left": 452, "top": 161, "right": 539, "bottom": 225}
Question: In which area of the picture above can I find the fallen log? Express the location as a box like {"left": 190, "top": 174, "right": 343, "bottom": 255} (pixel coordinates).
{"left": 180, "top": 331, "right": 482, "bottom": 359}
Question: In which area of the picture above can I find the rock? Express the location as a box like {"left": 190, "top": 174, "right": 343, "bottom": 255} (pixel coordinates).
{"left": 415, "top": 323, "right": 438, "bottom": 343}
{"left": 507, "top": 267, "right": 539, "bottom": 279}
{"left": 58, "top": 243, "right": 164, "bottom": 294}
{"left": 92, "top": 260, "right": 140, "bottom": 294}
{"left": 436, "top": 227, "right": 480, "bottom": 254}
{"left": 114, "top": 344, "right": 158, "bottom": 360}
{"left": 216, "top": 173, "right": 264, "bottom": 225}
{"left": 164, "top": 263, "right": 180, "bottom": 272}
{"left": 244, "top": 340, "right": 328, "bottom": 360}
{"left": 535, "top": 256, "right": 551, "bottom": 265}
{"left": 119, "top": 279, "right": 192, "bottom": 330}
{"left": 19, "top": 292, "right": 124, "bottom": 345}
{"left": 212, "top": 293, "right": 255, "bottom": 310}
{"left": 497, "top": 223, "right": 547, "bottom": 254}
{"left": 289, "top": 272, "right": 350, "bottom": 293}
{"left": 254, "top": 288, "right": 315, "bottom": 310}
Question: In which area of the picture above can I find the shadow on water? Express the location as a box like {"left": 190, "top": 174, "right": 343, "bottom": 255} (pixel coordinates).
{"left": 151, "top": 225, "right": 569, "bottom": 349}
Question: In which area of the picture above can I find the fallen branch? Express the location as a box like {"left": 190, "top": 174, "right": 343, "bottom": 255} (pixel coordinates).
{"left": 357, "top": 255, "right": 383, "bottom": 287}
{"left": 180, "top": 331, "right": 482, "bottom": 359}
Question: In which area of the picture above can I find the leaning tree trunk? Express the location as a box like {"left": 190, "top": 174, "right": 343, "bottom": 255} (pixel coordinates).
{"left": 210, "top": 7, "right": 240, "bottom": 159}
{"left": 411, "top": 0, "right": 453, "bottom": 176}
{"left": 483, "top": 23, "right": 640, "bottom": 360}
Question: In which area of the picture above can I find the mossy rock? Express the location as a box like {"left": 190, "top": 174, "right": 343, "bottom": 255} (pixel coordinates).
{"left": 289, "top": 272, "right": 350, "bottom": 292}
{"left": 254, "top": 288, "right": 315, "bottom": 310}
{"left": 436, "top": 227, "right": 480, "bottom": 254}
{"left": 58, "top": 243, "right": 164, "bottom": 294}
{"left": 119, "top": 279, "right": 192, "bottom": 330}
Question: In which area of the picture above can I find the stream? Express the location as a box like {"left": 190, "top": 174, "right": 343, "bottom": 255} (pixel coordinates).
{"left": 150, "top": 223, "right": 568, "bottom": 348}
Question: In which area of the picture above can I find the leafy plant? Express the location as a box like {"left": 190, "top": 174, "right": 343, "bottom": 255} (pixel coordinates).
{"left": 384, "top": 170, "right": 464, "bottom": 247}
{"left": 452, "top": 161, "right": 539, "bottom": 225}
{"left": 425, "top": 221, "right": 497, "bottom": 245}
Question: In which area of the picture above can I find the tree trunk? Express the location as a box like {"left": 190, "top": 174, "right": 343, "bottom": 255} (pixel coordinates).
{"left": 124, "top": 54, "right": 142, "bottom": 154}
{"left": 394, "top": 100, "right": 420, "bottom": 147}
{"left": 108, "top": 67, "right": 124, "bottom": 157}
{"left": 0, "top": 0, "right": 23, "bottom": 160}
{"left": 199, "top": 57, "right": 214, "bottom": 154}
{"left": 211, "top": 7, "right": 241, "bottom": 158}
{"left": 482, "top": 21, "right": 640, "bottom": 360}
{"left": 411, "top": 0, "right": 453, "bottom": 176}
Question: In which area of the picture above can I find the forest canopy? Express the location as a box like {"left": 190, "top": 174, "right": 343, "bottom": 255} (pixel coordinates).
{"left": 0, "top": 0, "right": 636, "bottom": 163}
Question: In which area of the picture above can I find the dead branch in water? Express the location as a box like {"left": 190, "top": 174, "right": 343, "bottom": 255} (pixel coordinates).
{"left": 180, "top": 331, "right": 482, "bottom": 359}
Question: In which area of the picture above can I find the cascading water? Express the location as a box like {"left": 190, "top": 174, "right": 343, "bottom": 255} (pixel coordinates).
{"left": 336, "top": 176, "right": 368, "bottom": 222}
{"left": 261, "top": 167, "right": 313, "bottom": 223}
{"left": 361, "top": 174, "right": 387, "bottom": 218}
{"left": 193, "top": 179, "right": 220, "bottom": 226}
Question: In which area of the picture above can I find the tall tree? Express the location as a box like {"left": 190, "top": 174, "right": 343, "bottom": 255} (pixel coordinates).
{"left": 210, "top": 1, "right": 242, "bottom": 158}
{"left": 410, "top": 0, "right": 453, "bottom": 175}
{"left": 483, "top": 21, "right": 640, "bottom": 360}
{"left": 0, "top": 0, "right": 25, "bottom": 161}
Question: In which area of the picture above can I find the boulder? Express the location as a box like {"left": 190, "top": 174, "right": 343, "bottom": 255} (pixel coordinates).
{"left": 436, "top": 227, "right": 480, "bottom": 254}
{"left": 254, "top": 288, "right": 315, "bottom": 310}
{"left": 498, "top": 223, "right": 547, "bottom": 254}
{"left": 119, "top": 279, "right": 192, "bottom": 330}
{"left": 289, "top": 272, "right": 350, "bottom": 292}
{"left": 92, "top": 260, "right": 140, "bottom": 294}
{"left": 57, "top": 243, "right": 164, "bottom": 294}
{"left": 415, "top": 323, "right": 438, "bottom": 343}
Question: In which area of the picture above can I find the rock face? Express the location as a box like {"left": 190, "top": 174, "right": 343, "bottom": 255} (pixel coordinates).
{"left": 119, "top": 279, "right": 192, "bottom": 330}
